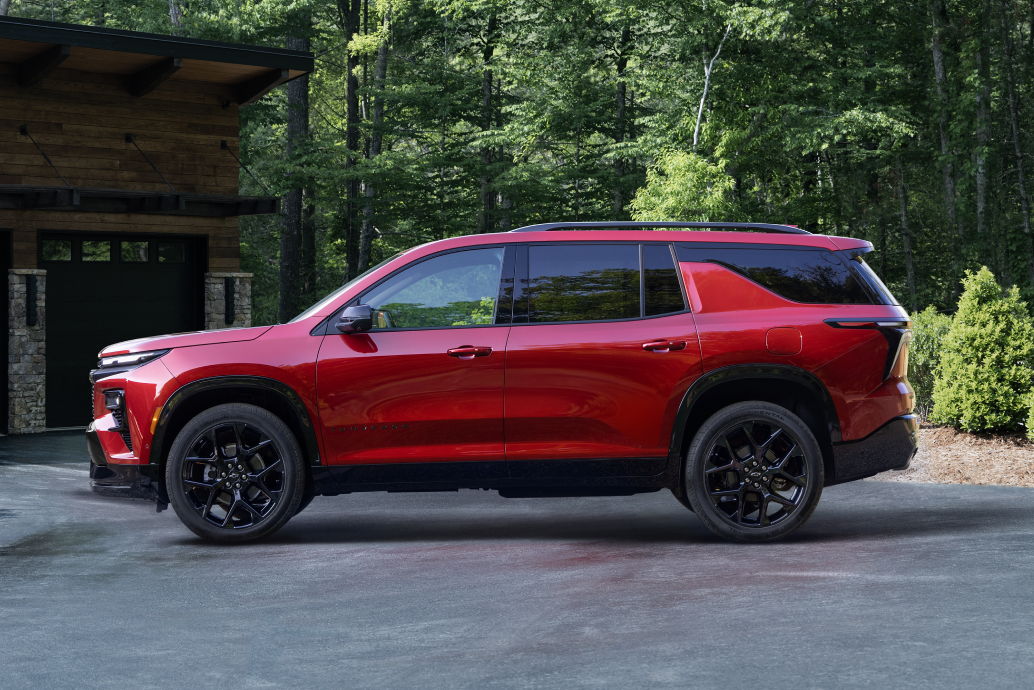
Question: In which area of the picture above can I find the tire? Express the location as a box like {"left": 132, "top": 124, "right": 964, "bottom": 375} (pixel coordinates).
{"left": 165, "top": 403, "right": 305, "bottom": 543}
{"left": 685, "top": 401, "right": 823, "bottom": 543}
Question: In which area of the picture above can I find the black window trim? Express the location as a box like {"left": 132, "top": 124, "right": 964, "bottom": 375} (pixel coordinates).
{"left": 515, "top": 240, "right": 691, "bottom": 327}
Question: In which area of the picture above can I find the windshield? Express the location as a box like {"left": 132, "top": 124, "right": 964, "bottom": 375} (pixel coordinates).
{"left": 288, "top": 252, "right": 406, "bottom": 323}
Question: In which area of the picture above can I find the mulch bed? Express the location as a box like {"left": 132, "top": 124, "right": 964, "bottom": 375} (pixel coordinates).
{"left": 868, "top": 424, "right": 1034, "bottom": 486}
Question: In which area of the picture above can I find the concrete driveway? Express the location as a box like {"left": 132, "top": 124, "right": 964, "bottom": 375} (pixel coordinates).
{"left": 2, "top": 432, "right": 1033, "bottom": 689}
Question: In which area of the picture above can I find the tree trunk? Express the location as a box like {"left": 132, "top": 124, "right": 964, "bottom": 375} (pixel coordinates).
{"left": 693, "top": 25, "right": 731, "bottom": 153}
{"left": 930, "top": 0, "right": 958, "bottom": 234}
{"left": 168, "top": 0, "right": 185, "bottom": 34}
{"left": 1002, "top": 3, "right": 1034, "bottom": 285}
{"left": 340, "top": 0, "right": 362, "bottom": 280}
{"left": 278, "top": 17, "right": 311, "bottom": 323}
{"left": 359, "top": 14, "right": 389, "bottom": 272}
{"left": 478, "top": 15, "right": 498, "bottom": 234}
{"left": 975, "top": 0, "right": 991, "bottom": 236}
{"left": 613, "top": 25, "right": 630, "bottom": 219}
{"left": 896, "top": 156, "right": 918, "bottom": 312}
{"left": 0, "top": 0, "right": 10, "bottom": 17}
{"left": 301, "top": 192, "right": 315, "bottom": 298}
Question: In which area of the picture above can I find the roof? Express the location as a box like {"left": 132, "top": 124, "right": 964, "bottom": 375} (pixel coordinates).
{"left": 509, "top": 222, "right": 810, "bottom": 235}
{"left": 0, "top": 16, "right": 313, "bottom": 103}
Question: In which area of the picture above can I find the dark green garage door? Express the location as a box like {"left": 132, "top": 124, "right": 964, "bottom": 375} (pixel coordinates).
{"left": 41, "top": 234, "right": 205, "bottom": 428}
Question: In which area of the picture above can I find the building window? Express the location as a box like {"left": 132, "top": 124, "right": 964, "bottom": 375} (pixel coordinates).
{"left": 42, "top": 240, "right": 72, "bottom": 262}
{"left": 82, "top": 240, "right": 111, "bottom": 262}
{"left": 121, "top": 241, "right": 149, "bottom": 262}
{"left": 158, "top": 242, "right": 185, "bottom": 263}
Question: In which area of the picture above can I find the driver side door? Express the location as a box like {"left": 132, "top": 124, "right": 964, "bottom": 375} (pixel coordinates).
{"left": 316, "top": 245, "right": 513, "bottom": 482}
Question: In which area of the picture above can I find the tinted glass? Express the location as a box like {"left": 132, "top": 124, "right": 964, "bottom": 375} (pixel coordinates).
{"left": 82, "top": 240, "right": 111, "bottom": 262}
{"left": 158, "top": 242, "right": 185, "bottom": 263}
{"left": 675, "top": 245, "right": 871, "bottom": 304}
{"left": 362, "top": 247, "right": 505, "bottom": 328}
{"left": 528, "top": 244, "right": 640, "bottom": 322}
{"left": 643, "top": 244, "right": 685, "bottom": 316}
{"left": 42, "top": 240, "right": 71, "bottom": 261}
{"left": 849, "top": 254, "right": 898, "bottom": 305}
{"left": 121, "top": 241, "right": 148, "bottom": 262}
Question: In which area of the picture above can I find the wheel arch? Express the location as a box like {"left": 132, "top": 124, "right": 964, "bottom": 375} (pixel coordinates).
{"left": 149, "top": 376, "right": 322, "bottom": 502}
{"left": 669, "top": 365, "right": 841, "bottom": 487}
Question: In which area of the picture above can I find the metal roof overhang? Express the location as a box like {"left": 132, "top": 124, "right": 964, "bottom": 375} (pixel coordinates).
{"left": 0, "top": 185, "right": 280, "bottom": 217}
{"left": 0, "top": 16, "right": 313, "bottom": 104}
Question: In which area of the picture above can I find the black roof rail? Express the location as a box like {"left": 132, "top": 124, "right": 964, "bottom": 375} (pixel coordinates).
{"left": 507, "top": 221, "right": 811, "bottom": 235}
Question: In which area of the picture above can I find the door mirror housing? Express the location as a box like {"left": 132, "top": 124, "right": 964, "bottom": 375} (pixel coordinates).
{"left": 335, "top": 304, "right": 373, "bottom": 334}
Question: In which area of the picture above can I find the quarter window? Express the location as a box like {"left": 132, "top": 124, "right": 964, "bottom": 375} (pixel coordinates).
{"left": 361, "top": 247, "right": 505, "bottom": 329}
{"left": 675, "top": 245, "right": 872, "bottom": 305}
{"left": 527, "top": 244, "right": 640, "bottom": 322}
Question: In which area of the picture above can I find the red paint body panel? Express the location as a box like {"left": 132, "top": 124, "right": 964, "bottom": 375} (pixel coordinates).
{"left": 504, "top": 314, "right": 702, "bottom": 459}
{"left": 94, "top": 229, "right": 912, "bottom": 478}
{"left": 100, "top": 325, "right": 273, "bottom": 357}
{"left": 316, "top": 327, "right": 510, "bottom": 464}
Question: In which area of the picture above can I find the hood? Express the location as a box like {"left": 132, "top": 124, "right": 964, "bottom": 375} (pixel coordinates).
{"left": 99, "top": 325, "right": 273, "bottom": 357}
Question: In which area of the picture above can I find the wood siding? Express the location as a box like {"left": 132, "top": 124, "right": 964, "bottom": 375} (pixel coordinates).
{"left": 0, "top": 63, "right": 242, "bottom": 270}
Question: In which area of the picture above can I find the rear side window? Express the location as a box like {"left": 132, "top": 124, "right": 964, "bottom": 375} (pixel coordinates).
{"left": 675, "top": 244, "right": 872, "bottom": 305}
{"left": 527, "top": 244, "right": 640, "bottom": 322}
{"left": 643, "top": 244, "right": 686, "bottom": 316}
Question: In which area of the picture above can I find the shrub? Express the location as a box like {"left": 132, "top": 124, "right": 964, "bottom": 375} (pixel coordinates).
{"left": 1027, "top": 391, "right": 1034, "bottom": 440}
{"left": 908, "top": 306, "right": 952, "bottom": 419}
{"left": 931, "top": 267, "right": 1034, "bottom": 432}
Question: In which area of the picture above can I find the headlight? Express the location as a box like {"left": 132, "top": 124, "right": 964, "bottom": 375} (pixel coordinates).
{"left": 97, "top": 350, "right": 169, "bottom": 368}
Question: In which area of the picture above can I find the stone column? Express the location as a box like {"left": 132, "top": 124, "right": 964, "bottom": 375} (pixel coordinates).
{"left": 8, "top": 269, "right": 46, "bottom": 434}
{"left": 204, "top": 272, "right": 253, "bottom": 329}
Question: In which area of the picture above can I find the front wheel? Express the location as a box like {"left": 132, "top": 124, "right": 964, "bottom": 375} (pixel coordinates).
{"left": 165, "top": 403, "right": 305, "bottom": 543}
{"left": 685, "top": 401, "right": 823, "bottom": 543}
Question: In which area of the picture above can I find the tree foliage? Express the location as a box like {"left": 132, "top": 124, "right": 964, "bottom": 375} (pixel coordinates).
{"left": 7, "top": 0, "right": 1034, "bottom": 325}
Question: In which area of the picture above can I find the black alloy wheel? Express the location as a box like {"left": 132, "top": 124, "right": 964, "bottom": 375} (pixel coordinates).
{"left": 166, "top": 404, "right": 304, "bottom": 543}
{"left": 684, "top": 401, "right": 823, "bottom": 542}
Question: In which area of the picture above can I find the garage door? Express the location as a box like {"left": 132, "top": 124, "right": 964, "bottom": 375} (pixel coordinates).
{"left": 41, "top": 234, "right": 205, "bottom": 428}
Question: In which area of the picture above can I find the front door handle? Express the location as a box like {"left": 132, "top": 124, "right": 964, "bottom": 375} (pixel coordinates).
{"left": 643, "top": 340, "right": 687, "bottom": 353}
{"left": 447, "top": 346, "right": 493, "bottom": 360}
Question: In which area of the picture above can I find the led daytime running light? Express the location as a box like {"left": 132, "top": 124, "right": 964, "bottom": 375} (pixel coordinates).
{"left": 98, "top": 349, "right": 169, "bottom": 368}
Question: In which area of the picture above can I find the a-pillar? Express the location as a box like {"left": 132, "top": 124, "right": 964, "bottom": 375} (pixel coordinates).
{"left": 8, "top": 269, "right": 46, "bottom": 434}
{"left": 204, "top": 272, "right": 253, "bottom": 329}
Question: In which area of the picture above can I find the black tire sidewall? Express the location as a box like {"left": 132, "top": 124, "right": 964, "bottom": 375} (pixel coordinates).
{"left": 165, "top": 403, "right": 305, "bottom": 543}
{"left": 685, "top": 401, "right": 824, "bottom": 543}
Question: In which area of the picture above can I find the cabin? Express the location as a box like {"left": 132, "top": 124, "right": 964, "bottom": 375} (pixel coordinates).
{"left": 0, "top": 16, "right": 312, "bottom": 433}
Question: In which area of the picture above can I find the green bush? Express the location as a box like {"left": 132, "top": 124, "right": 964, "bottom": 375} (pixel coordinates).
{"left": 908, "top": 306, "right": 952, "bottom": 418}
{"left": 931, "top": 267, "right": 1034, "bottom": 432}
{"left": 1027, "top": 393, "right": 1034, "bottom": 440}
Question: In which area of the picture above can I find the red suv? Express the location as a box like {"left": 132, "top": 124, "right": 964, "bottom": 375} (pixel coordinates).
{"left": 86, "top": 222, "right": 916, "bottom": 543}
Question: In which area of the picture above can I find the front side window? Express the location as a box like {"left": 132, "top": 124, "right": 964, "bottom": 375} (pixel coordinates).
{"left": 675, "top": 244, "right": 872, "bottom": 305}
{"left": 361, "top": 247, "right": 505, "bottom": 329}
{"left": 527, "top": 244, "right": 641, "bottom": 322}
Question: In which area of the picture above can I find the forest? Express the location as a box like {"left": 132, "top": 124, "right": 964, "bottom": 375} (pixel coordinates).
{"left": 3, "top": 0, "right": 1033, "bottom": 326}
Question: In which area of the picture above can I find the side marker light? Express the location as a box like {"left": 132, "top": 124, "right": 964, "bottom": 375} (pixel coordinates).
{"left": 150, "top": 408, "right": 162, "bottom": 434}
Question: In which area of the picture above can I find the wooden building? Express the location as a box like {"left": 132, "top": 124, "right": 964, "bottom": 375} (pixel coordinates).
{"left": 0, "top": 16, "right": 312, "bottom": 432}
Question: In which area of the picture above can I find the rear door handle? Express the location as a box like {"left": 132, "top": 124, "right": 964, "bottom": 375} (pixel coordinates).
{"left": 643, "top": 340, "right": 687, "bottom": 353}
{"left": 447, "top": 346, "right": 493, "bottom": 360}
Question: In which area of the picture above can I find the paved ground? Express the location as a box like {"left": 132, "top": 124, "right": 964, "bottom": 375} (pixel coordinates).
{"left": 2, "top": 433, "right": 1033, "bottom": 689}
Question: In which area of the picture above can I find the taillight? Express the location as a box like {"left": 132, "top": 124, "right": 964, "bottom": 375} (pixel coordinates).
{"left": 824, "top": 318, "right": 911, "bottom": 381}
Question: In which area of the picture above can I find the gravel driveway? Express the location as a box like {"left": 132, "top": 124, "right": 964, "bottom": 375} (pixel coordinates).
{"left": 2, "top": 433, "right": 1033, "bottom": 689}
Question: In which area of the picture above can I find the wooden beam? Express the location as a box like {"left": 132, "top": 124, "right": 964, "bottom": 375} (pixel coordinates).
{"left": 130, "top": 57, "right": 183, "bottom": 97}
{"left": 18, "top": 44, "right": 71, "bottom": 87}
{"left": 235, "top": 68, "right": 289, "bottom": 107}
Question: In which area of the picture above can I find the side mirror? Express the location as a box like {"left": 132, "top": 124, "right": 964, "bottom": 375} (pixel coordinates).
{"left": 335, "top": 304, "right": 373, "bottom": 334}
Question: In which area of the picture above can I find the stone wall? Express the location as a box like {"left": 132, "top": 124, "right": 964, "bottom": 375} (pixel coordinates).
{"left": 8, "top": 269, "right": 46, "bottom": 434}
{"left": 204, "top": 272, "right": 253, "bottom": 330}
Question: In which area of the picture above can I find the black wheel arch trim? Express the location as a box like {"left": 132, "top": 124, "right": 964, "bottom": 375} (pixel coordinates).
{"left": 668, "top": 363, "right": 843, "bottom": 463}
{"left": 148, "top": 375, "right": 322, "bottom": 469}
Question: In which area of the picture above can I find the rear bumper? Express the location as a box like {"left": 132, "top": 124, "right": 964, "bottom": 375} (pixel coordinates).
{"left": 87, "top": 423, "right": 160, "bottom": 500}
{"left": 827, "top": 414, "right": 918, "bottom": 486}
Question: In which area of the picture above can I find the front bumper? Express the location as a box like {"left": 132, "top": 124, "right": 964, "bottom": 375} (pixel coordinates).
{"left": 87, "top": 423, "right": 161, "bottom": 501}
{"left": 827, "top": 414, "right": 918, "bottom": 486}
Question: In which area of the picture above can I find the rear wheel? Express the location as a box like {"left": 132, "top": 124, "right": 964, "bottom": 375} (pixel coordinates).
{"left": 685, "top": 401, "right": 823, "bottom": 543}
{"left": 166, "top": 403, "right": 305, "bottom": 543}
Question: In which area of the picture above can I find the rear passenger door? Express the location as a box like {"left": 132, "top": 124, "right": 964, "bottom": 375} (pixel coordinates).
{"left": 504, "top": 242, "right": 703, "bottom": 478}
